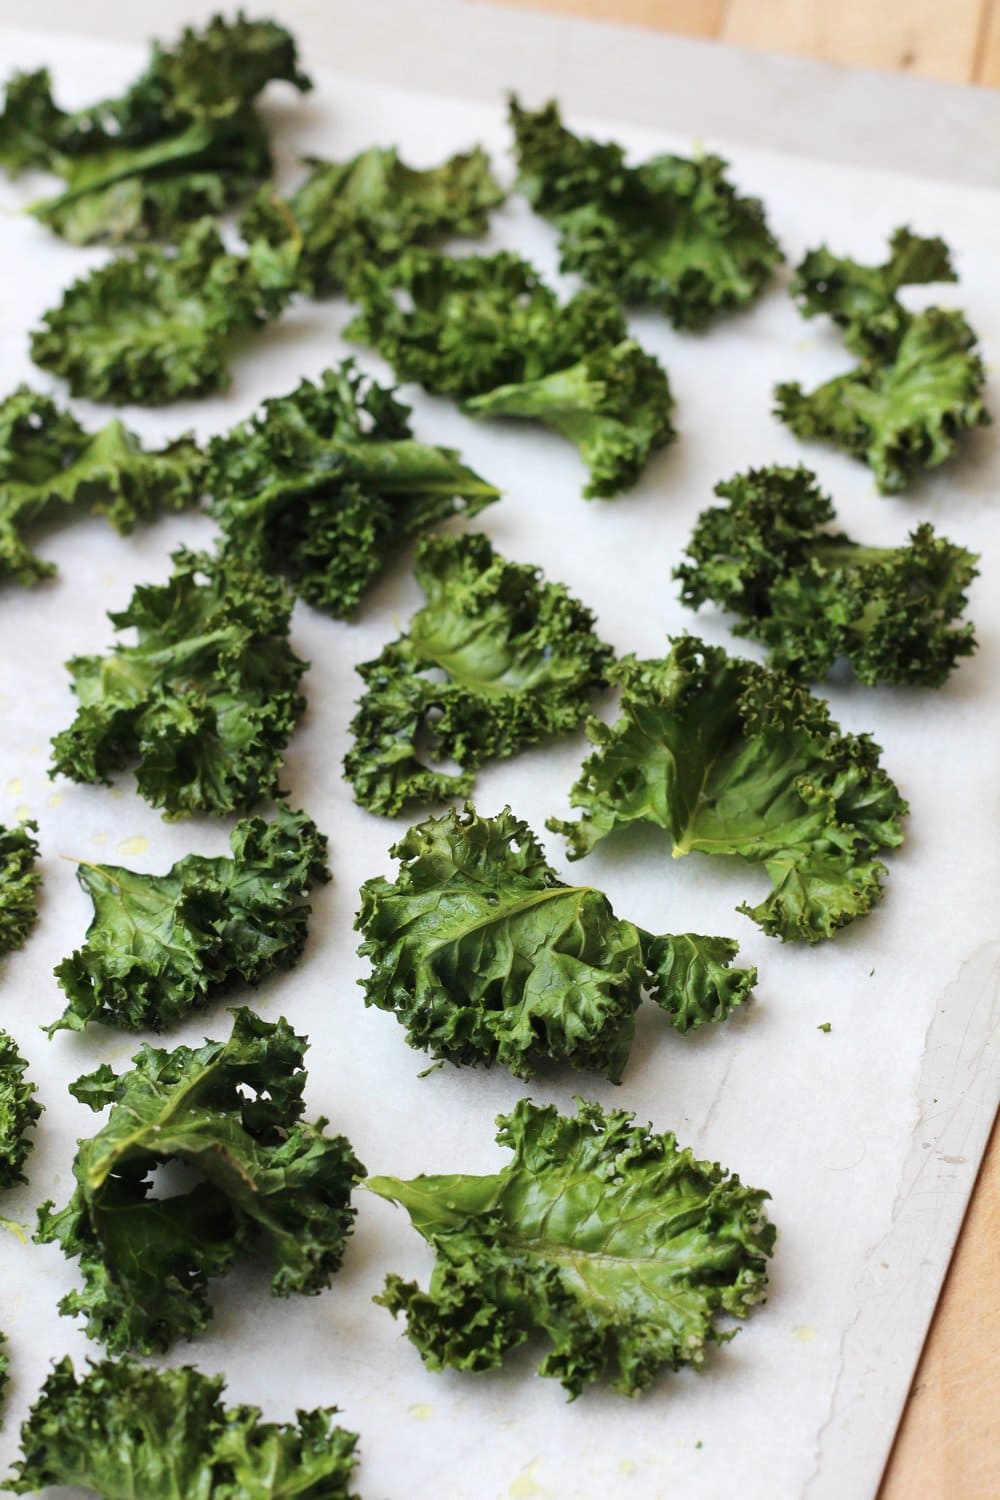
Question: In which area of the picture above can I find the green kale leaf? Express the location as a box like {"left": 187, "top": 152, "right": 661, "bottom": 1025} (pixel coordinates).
{"left": 243, "top": 143, "right": 504, "bottom": 295}
{"left": 3, "top": 1356, "right": 360, "bottom": 1499}
{"left": 509, "top": 96, "right": 782, "bottom": 329}
{"left": 0, "top": 1028, "right": 41, "bottom": 1192}
{"left": 676, "top": 465, "right": 978, "bottom": 686}
{"left": 346, "top": 249, "right": 674, "bottom": 497}
{"left": 30, "top": 218, "right": 299, "bottom": 405}
{"left": 0, "top": 820, "right": 41, "bottom": 959}
{"left": 0, "top": 69, "right": 64, "bottom": 173}
{"left": 0, "top": 386, "right": 203, "bottom": 586}
{"left": 208, "top": 363, "right": 499, "bottom": 618}
{"left": 356, "top": 803, "right": 755, "bottom": 1079}
{"left": 550, "top": 636, "right": 907, "bottom": 943}
{"left": 344, "top": 532, "right": 613, "bottom": 816}
{"left": 35, "top": 1007, "right": 364, "bottom": 1354}
{"left": 49, "top": 547, "right": 307, "bottom": 820}
{"left": 368, "top": 1097, "right": 775, "bottom": 1397}
{"left": 52, "top": 806, "right": 329, "bottom": 1036}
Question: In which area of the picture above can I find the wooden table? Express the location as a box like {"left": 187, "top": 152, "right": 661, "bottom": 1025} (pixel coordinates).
{"left": 483, "top": 4, "right": 999, "bottom": 1495}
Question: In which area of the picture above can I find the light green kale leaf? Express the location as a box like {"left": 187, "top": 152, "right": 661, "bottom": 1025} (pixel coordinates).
{"left": 52, "top": 806, "right": 329, "bottom": 1036}
{"left": 509, "top": 96, "right": 782, "bottom": 329}
{"left": 3, "top": 1356, "right": 360, "bottom": 1499}
{"left": 35, "top": 1007, "right": 364, "bottom": 1354}
{"left": 550, "top": 635, "right": 907, "bottom": 943}
{"left": 208, "top": 363, "right": 498, "bottom": 618}
{"left": 676, "top": 465, "right": 978, "bottom": 686}
{"left": 49, "top": 546, "right": 307, "bottom": 820}
{"left": 344, "top": 532, "right": 613, "bottom": 817}
{"left": 368, "top": 1097, "right": 775, "bottom": 1397}
{"left": 0, "top": 821, "right": 41, "bottom": 959}
{"left": 357, "top": 803, "right": 755, "bottom": 1079}
{"left": 0, "top": 386, "right": 203, "bottom": 585}
{"left": 0, "top": 1028, "right": 41, "bottom": 1192}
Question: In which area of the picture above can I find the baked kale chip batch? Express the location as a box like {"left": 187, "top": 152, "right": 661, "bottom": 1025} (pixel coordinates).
{"left": 0, "top": 387, "right": 203, "bottom": 586}
{"left": 0, "top": 821, "right": 41, "bottom": 958}
{"left": 50, "top": 547, "right": 307, "bottom": 819}
{"left": 36, "top": 1008, "right": 364, "bottom": 1354}
{"left": 551, "top": 636, "right": 907, "bottom": 943}
{"left": 357, "top": 804, "right": 755, "bottom": 1080}
{"left": 5, "top": 1358, "right": 361, "bottom": 1499}
{"left": 244, "top": 143, "right": 504, "bottom": 295}
{"left": 0, "top": 13, "right": 311, "bottom": 244}
{"left": 208, "top": 363, "right": 499, "bottom": 618}
{"left": 52, "top": 806, "right": 329, "bottom": 1036}
{"left": 369, "top": 1099, "right": 775, "bottom": 1396}
{"left": 509, "top": 96, "right": 782, "bottom": 328}
{"left": 344, "top": 532, "right": 613, "bottom": 816}
{"left": 347, "top": 250, "right": 675, "bottom": 498}
{"left": 0, "top": 1028, "right": 41, "bottom": 1192}
{"left": 677, "top": 465, "right": 978, "bottom": 686}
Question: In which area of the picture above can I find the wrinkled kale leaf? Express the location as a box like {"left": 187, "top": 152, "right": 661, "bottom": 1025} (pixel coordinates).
{"left": 3, "top": 1356, "right": 360, "bottom": 1499}
{"left": 244, "top": 144, "right": 504, "bottom": 295}
{"left": 208, "top": 363, "right": 499, "bottom": 618}
{"left": 52, "top": 806, "right": 329, "bottom": 1036}
{"left": 369, "top": 1097, "right": 775, "bottom": 1397}
{"left": 357, "top": 803, "right": 755, "bottom": 1079}
{"left": 509, "top": 96, "right": 782, "bottom": 329}
{"left": 676, "top": 465, "right": 978, "bottom": 686}
{"left": 0, "top": 15, "right": 311, "bottom": 244}
{"left": 346, "top": 250, "right": 675, "bottom": 498}
{"left": 36, "top": 1007, "right": 364, "bottom": 1354}
{"left": 0, "top": 1028, "right": 41, "bottom": 1192}
{"left": 344, "top": 532, "right": 613, "bottom": 816}
{"left": 0, "top": 821, "right": 41, "bottom": 959}
{"left": 50, "top": 547, "right": 307, "bottom": 820}
{"left": 30, "top": 218, "right": 299, "bottom": 405}
{"left": 551, "top": 636, "right": 907, "bottom": 943}
{"left": 0, "top": 386, "right": 203, "bottom": 586}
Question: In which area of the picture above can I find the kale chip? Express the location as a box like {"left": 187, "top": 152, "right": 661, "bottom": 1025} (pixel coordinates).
{"left": 551, "top": 636, "right": 907, "bottom": 943}
{"left": 0, "top": 1028, "right": 41, "bottom": 1192}
{"left": 208, "top": 363, "right": 499, "bottom": 618}
{"left": 36, "top": 1007, "right": 364, "bottom": 1354}
{"left": 0, "top": 821, "right": 41, "bottom": 959}
{"left": 509, "top": 96, "right": 782, "bottom": 328}
{"left": 368, "top": 1098, "right": 775, "bottom": 1396}
{"left": 50, "top": 547, "right": 307, "bottom": 820}
{"left": 344, "top": 532, "right": 613, "bottom": 816}
{"left": 676, "top": 465, "right": 978, "bottom": 685}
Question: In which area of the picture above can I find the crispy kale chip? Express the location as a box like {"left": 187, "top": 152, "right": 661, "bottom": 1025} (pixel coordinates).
{"left": 35, "top": 1007, "right": 364, "bottom": 1354}
{"left": 344, "top": 532, "right": 613, "bottom": 816}
{"left": 0, "top": 1333, "right": 7, "bottom": 1411}
{"left": 357, "top": 804, "right": 755, "bottom": 1079}
{"left": 50, "top": 547, "right": 307, "bottom": 820}
{"left": 3, "top": 1356, "right": 360, "bottom": 1499}
{"left": 0, "top": 1028, "right": 42, "bottom": 1192}
{"left": 509, "top": 96, "right": 782, "bottom": 329}
{"left": 0, "top": 386, "right": 203, "bottom": 585}
{"left": 30, "top": 218, "right": 299, "bottom": 405}
{"left": 676, "top": 465, "right": 978, "bottom": 686}
{"left": 244, "top": 144, "right": 504, "bottom": 295}
{"left": 208, "top": 363, "right": 499, "bottom": 617}
{"left": 0, "top": 15, "right": 311, "bottom": 244}
{"left": 551, "top": 636, "right": 907, "bottom": 943}
{"left": 0, "top": 821, "right": 41, "bottom": 958}
{"left": 369, "top": 1098, "right": 775, "bottom": 1397}
{"left": 347, "top": 250, "right": 674, "bottom": 498}
{"left": 52, "top": 806, "right": 329, "bottom": 1036}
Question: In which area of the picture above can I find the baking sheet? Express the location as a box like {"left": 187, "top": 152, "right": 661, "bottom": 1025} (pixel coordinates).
{"left": 0, "top": 24, "right": 998, "bottom": 1500}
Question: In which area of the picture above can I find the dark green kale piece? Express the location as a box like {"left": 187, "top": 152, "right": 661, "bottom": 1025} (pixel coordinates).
{"left": 551, "top": 636, "right": 907, "bottom": 943}
{"left": 0, "top": 1333, "right": 7, "bottom": 1412}
{"left": 509, "top": 96, "right": 782, "bottom": 329}
{"left": 0, "top": 821, "right": 41, "bottom": 959}
{"left": 49, "top": 547, "right": 307, "bottom": 820}
{"left": 368, "top": 1098, "right": 775, "bottom": 1396}
{"left": 52, "top": 806, "right": 329, "bottom": 1036}
{"left": 344, "top": 532, "right": 613, "bottom": 817}
{"left": 357, "top": 804, "right": 755, "bottom": 1079}
{"left": 35, "top": 1007, "right": 364, "bottom": 1354}
{"left": 676, "top": 465, "right": 978, "bottom": 686}
{"left": 3, "top": 1356, "right": 360, "bottom": 1498}
{"left": 0, "top": 1028, "right": 41, "bottom": 1192}
{"left": 208, "top": 363, "right": 499, "bottom": 618}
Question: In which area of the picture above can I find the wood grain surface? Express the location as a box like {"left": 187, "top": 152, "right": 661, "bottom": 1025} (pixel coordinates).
{"left": 479, "top": 3, "right": 1000, "bottom": 1496}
